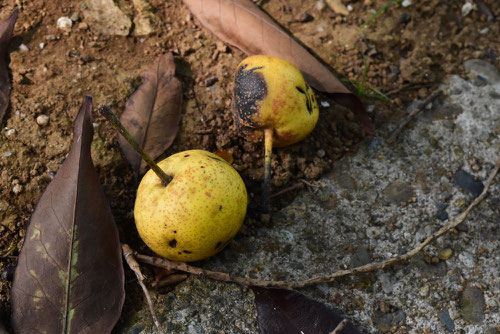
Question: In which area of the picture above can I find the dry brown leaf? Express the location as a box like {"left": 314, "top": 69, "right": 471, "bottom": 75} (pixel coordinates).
{"left": 11, "top": 96, "right": 125, "bottom": 333}
{"left": 0, "top": 9, "right": 18, "bottom": 124}
{"left": 183, "top": 0, "right": 372, "bottom": 134}
{"left": 119, "top": 52, "right": 183, "bottom": 177}
{"left": 215, "top": 150, "right": 234, "bottom": 164}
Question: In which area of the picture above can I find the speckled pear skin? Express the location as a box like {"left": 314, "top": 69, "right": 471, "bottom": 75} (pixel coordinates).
{"left": 233, "top": 55, "right": 319, "bottom": 147}
{"left": 134, "top": 150, "right": 248, "bottom": 262}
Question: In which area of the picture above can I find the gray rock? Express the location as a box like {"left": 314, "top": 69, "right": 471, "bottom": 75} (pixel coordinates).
{"left": 463, "top": 59, "right": 500, "bottom": 85}
{"left": 485, "top": 328, "right": 499, "bottom": 334}
{"left": 454, "top": 169, "right": 485, "bottom": 198}
{"left": 132, "top": 0, "right": 159, "bottom": 36}
{"left": 460, "top": 286, "right": 486, "bottom": 324}
{"left": 350, "top": 246, "right": 371, "bottom": 267}
{"left": 438, "top": 309, "right": 455, "bottom": 332}
{"left": 382, "top": 180, "right": 413, "bottom": 204}
{"left": 83, "top": 0, "right": 132, "bottom": 36}
{"left": 373, "top": 307, "right": 406, "bottom": 333}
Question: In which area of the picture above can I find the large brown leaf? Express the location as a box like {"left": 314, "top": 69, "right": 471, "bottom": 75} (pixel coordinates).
{"left": 183, "top": 0, "right": 372, "bottom": 135}
{"left": 251, "top": 287, "right": 363, "bottom": 334}
{"left": 119, "top": 52, "right": 183, "bottom": 177}
{"left": 11, "top": 96, "right": 125, "bottom": 333}
{"left": 0, "top": 8, "right": 18, "bottom": 124}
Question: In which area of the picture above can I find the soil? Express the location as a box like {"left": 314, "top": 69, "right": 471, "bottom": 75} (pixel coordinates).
{"left": 0, "top": 0, "right": 498, "bottom": 330}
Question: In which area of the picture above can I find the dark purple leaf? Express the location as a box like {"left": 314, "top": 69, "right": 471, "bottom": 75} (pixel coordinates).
{"left": 0, "top": 8, "right": 18, "bottom": 124}
{"left": 251, "top": 287, "right": 362, "bottom": 334}
{"left": 183, "top": 0, "right": 372, "bottom": 135}
{"left": 119, "top": 52, "right": 183, "bottom": 177}
{"left": 11, "top": 96, "right": 125, "bottom": 333}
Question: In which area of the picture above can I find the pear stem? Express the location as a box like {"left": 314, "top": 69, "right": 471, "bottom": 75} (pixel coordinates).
{"left": 263, "top": 128, "right": 273, "bottom": 213}
{"left": 98, "top": 105, "right": 171, "bottom": 187}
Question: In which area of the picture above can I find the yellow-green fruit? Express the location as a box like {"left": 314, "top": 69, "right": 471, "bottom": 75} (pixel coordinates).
{"left": 134, "top": 150, "right": 248, "bottom": 262}
{"left": 233, "top": 55, "right": 319, "bottom": 147}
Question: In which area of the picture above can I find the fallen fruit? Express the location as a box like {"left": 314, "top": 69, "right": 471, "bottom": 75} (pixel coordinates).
{"left": 233, "top": 55, "right": 319, "bottom": 212}
{"left": 134, "top": 150, "right": 248, "bottom": 262}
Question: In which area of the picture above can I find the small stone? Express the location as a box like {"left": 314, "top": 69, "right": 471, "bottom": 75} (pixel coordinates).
{"left": 454, "top": 169, "right": 484, "bottom": 198}
{"left": 401, "top": 0, "right": 412, "bottom": 7}
{"left": 36, "top": 115, "right": 50, "bottom": 126}
{"left": 39, "top": 42, "right": 45, "bottom": 49}
{"left": 19, "top": 44, "right": 29, "bottom": 52}
{"left": 383, "top": 180, "right": 414, "bottom": 204}
{"left": 418, "top": 284, "right": 429, "bottom": 297}
{"left": 461, "top": 2, "right": 474, "bottom": 17}
{"left": 435, "top": 210, "right": 448, "bottom": 221}
{"left": 5, "top": 129, "right": 15, "bottom": 137}
{"left": 366, "top": 226, "right": 382, "bottom": 239}
{"left": 438, "top": 310, "right": 455, "bottom": 332}
{"left": 316, "top": 149, "right": 326, "bottom": 158}
{"left": 294, "top": 12, "right": 314, "bottom": 23}
{"left": 347, "top": 5, "right": 353, "bottom": 11}
{"left": 459, "top": 286, "right": 485, "bottom": 324}
{"left": 12, "top": 184, "right": 23, "bottom": 194}
{"left": 3, "top": 152, "right": 12, "bottom": 157}
{"left": 70, "top": 13, "right": 80, "bottom": 22}
{"left": 57, "top": 16, "right": 73, "bottom": 31}
{"left": 82, "top": 0, "right": 132, "bottom": 36}
{"left": 484, "top": 328, "right": 499, "bottom": 334}
{"left": 320, "top": 101, "right": 330, "bottom": 107}
{"left": 78, "top": 22, "right": 89, "bottom": 30}
{"left": 367, "top": 105, "right": 375, "bottom": 113}
{"left": 463, "top": 59, "right": 500, "bottom": 85}
{"left": 438, "top": 248, "right": 452, "bottom": 260}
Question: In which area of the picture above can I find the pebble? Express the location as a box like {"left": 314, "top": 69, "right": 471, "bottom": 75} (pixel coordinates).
{"left": 5, "top": 129, "right": 15, "bottom": 137}
{"left": 19, "top": 44, "right": 29, "bottom": 52}
{"left": 418, "top": 284, "right": 429, "bottom": 297}
{"left": 454, "top": 169, "right": 484, "bottom": 198}
{"left": 320, "top": 101, "right": 330, "bottom": 107}
{"left": 316, "top": 149, "right": 326, "bottom": 158}
{"left": 57, "top": 16, "right": 73, "bottom": 31}
{"left": 36, "top": 115, "right": 50, "bottom": 126}
{"left": 366, "top": 226, "right": 382, "bottom": 239}
{"left": 459, "top": 286, "right": 485, "bottom": 323}
{"left": 401, "top": 0, "right": 412, "bottom": 7}
{"left": 78, "top": 22, "right": 89, "bottom": 30}
{"left": 438, "top": 248, "right": 453, "bottom": 260}
{"left": 347, "top": 5, "right": 353, "bottom": 11}
{"left": 39, "top": 42, "right": 45, "bottom": 49}
{"left": 367, "top": 105, "right": 375, "bottom": 113}
{"left": 461, "top": 2, "right": 474, "bottom": 17}
{"left": 12, "top": 184, "right": 23, "bottom": 194}
{"left": 438, "top": 310, "right": 455, "bottom": 332}
{"left": 3, "top": 152, "right": 12, "bottom": 157}
{"left": 383, "top": 180, "right": 414, "bottom": 204}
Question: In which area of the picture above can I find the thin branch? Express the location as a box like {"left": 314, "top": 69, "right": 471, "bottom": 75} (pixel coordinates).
{"left": 387, "top": 89, "right": 442, "bottom": 143}
{"left": 136, "top": 160, "right": 499, "bottom": 289}
{"left": 122, "top": 244, "right": 165, "bottom": 334}
{"left": 330, "top": 319, "right": 348, "bottom": 334}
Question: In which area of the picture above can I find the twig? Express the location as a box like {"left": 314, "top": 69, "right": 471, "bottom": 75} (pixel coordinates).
{"left": 385, "top": 82, "right": 435, "bottom": 96}
{"left": 122, "top": 244, "right": 165, "bottom": 334}
{"left": 270, "top": 183, "right": 304, "bottom": 198}
{"left": 387, "top": 89, "right": 442, "bottom": 143}
{"left": 136, "top": 160, "right": 499, "bottom": 289}
{"left": 330, "top": 319, "right": 348, "bottom": 334}
{"left": 98, "top": 105, "right": 172, "bottom": 186}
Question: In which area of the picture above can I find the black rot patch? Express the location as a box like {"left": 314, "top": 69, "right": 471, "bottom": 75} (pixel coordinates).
{"left": 169, "top": 239, "right": 177, "bottom": 248}
{"left": 234, "top": 65, "right": 267, "bottom": 126}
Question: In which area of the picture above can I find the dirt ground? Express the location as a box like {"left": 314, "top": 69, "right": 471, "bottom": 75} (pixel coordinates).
{"left": 0, "top": 0, "right": 498, "bottom": 330}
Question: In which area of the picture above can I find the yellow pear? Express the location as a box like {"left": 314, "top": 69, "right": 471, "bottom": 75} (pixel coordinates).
{"left": 134, "top": 150, "right": 248, "bottom": 262}
{"left": 233, "top": 55, "right": 319, "bottom": 212}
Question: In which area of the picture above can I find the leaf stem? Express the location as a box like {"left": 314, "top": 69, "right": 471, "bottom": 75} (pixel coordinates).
{"left": 98, "top": 105, "right": 171, "bottom": 186}
{"left": 263, "top": 128, "right": 273, "bottom": 214}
